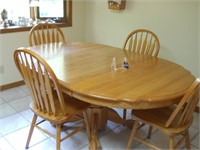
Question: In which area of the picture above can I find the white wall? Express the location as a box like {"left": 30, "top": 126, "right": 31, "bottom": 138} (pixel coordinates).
{"left": 199, "top": 0, "right": 200, "bottom": 76}
{"left": 0, "top": 32, "right": 29, "bottom": 85}
{"left": 0, "top": 1, "right": 86, "bottom": 85}
{"left": 0, "top": 35, "right": 3, "bottom": 85}
{"left": 84, "top": 0, "right": 199, "bottom": 77}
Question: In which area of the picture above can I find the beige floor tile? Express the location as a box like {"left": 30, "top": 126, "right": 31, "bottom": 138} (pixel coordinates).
{"left": 190, "top": 145, "right": 200, "bottom": 150}
{"left": 190, "top": 131, "right": 200, "bottom": 148}
{"left": 97, "top": 121, "right": 121, "bottom": 138}
{"left": 98, "top": 126, "right": 131, "bottom": 149}
{"left": 189, "top": 126, "right": 199, "bottom": 140}
{"left": 0, "top": 103, "right": 16, "bottom": 119}
{"left": 53, "top": 129, "right": 89, "bottom": 150}
{"left": 0, "top": 88, "right": 28, "bottom": 102}
{"left": 17, "top": 85, "right": 30, "bottom": 94}
{"left": 44, "top": 121, "right": 90, "bottom": 149}
{"left": 1, "top": 86, "right": 200, "bottom": 150}
{"left": 28, "top": 139, "right": 56, "bottom": 150}
{"left": 8, "top": 96, "right": 32, "bottom": 112}
{"left": 191, "top": 112, "right": 200, "bottom": 129}
{"left": 0, "top": 97, "right": 5, "bottom": 105}
{"left": 20, "top": 109, "right": 34, "bottom": 123}
{"left": 37, "top": 121, "right": 57, "bottom": 137}
{"left": 1, "top": 90, "right": 27, "bottom": 102}
{"left": 0, "top": 137, "right": 14, "bottom": 150}
{"left": 5, "top": 126, "right": 48, "bottom": 150}
{"left": 99, "top": 123, "right": 152, "bottom": 149}
{"left": 0, "top": 113, "right": 29, "bottom": 136}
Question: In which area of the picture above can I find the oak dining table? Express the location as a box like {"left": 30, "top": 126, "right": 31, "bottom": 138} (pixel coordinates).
{"left": 27, "top": 42, "right": 195, "bottom": 149}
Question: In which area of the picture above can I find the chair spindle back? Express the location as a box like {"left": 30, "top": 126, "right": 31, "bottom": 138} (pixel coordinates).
{"left": 123, "top": 29, "right": 160, "bottom": 57}
{"left": 166, "top": 78, "right": 200, "bottom": 128}
{"left": 14, "top": 48, "right": 67, "bottom": 116}
{"left": 29, "top": 23, "right": 65, "bottom": 46}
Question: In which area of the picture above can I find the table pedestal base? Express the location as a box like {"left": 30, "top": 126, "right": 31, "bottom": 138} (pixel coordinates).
{"left": 89, "top": 106, "right": 134, "bottom": 150}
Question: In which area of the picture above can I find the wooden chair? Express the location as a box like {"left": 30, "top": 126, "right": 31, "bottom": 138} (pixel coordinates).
{"left": 122, "top": 29, "right": 160, "bottom": 56}
{"left": 127, "top": 77, "right": 200, "bottom": 150}
{"left": 14, "top": 48, "right": 91, "bottom": 150}
{"left": 122, "top": 29, "right": 160, "bottom": 120}
{"left": 29, "top": 23, "right": 66, "bottom": 46}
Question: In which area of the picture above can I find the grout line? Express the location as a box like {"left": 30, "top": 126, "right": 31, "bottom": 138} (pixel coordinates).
{"left": 2, "top": 136, "right": 16, "bottom": 150}
{"left": 0, "top": 86, "right": 200, "bottom": 150}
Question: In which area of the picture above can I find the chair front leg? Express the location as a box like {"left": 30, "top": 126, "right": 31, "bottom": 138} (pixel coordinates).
{"left": 127, "top": 120, "right": 139, "bottom": 150}
{"left": 56, "top": 124, "right": 62, "bottom": 150}
{"left": 25, "top": 114, "right": 37, "bottom": 149}
{"left": 83, "top": 111, "right": 91, "bottom": 141}
{"left": 185, "top": 130, "right": 191, "bottom": 149}
{"left": 169, "top": 136, "right": 174, "bottom": 150}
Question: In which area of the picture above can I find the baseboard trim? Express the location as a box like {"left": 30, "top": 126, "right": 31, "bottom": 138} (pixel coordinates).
{"left": 0, "top": 80, "right": 25, "bottom": 91}
{"left": 0, "top": 81, "right": 199, "bottom": 113}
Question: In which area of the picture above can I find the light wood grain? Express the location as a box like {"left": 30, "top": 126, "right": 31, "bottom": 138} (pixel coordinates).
{"left": 123, "top": 29, "right": 160, "bottom": 57}
{"left": 29, "top": 23, "right": 65, "bottom": 46}
{"left": 14, "top": 48, "right": 91, "bottom": 150}
{"left": 127, "top": 77, "right": 200, "bottom": 149}
{"left": 27, "top": 42, "right": 195, "bottom": 150}
{"left": 27, "top": 42, "right": 195, "bottom": 110}
{"left": 122, "top": 29, "right": 160, "bottom": 118}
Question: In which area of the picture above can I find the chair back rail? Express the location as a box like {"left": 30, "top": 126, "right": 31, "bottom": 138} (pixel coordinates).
{"left": 166, "top": 78, "right": 200, "bottom": 128}
{"left": 14, "top": 49, "right": 67, "bottom": 116}
{"left": 123, "top": 29, "right": 160, "bottom": 57}
{"left": 29, "top": 23, "right": 65, "bottom": 46}
{"left": 127, "top": 77, "right": 199, "bottom": 150}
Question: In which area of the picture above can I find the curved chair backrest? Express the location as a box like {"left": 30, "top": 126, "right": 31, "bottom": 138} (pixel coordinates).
{"left": 14, "top": 48, "right": 67, "bottom": 116}
{"left": 29, "top": 23, "right": 66, "bottom": 46}
{"left": 123, "top": 29, "right": 160, "bottom": 57}
{"left": 166, "top": 77, "right": 200, "bottom": 128}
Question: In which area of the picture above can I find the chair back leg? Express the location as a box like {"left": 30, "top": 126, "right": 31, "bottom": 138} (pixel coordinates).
{"left": 147, "top": 126, "right": 153, "bottom": 138}
{"left": 123, "top": 109, "right": 127, "bottom": 120}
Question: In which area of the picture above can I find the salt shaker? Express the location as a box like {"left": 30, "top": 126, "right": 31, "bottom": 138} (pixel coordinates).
{"left": 111, "top": 57, "right": 117, "bottom": 71}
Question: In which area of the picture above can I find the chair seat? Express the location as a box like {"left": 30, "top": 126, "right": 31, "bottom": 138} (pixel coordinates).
{"left": 30, "top": 93, "right": 90, "bottom": 124}
{"left": 132, "top": 106, "right": 193, "bottom": 135}
{"left": 14, "top": 49, "right": 91, "bottom": 150}
{"left": 127, "top": 77, "right": 199, "bottom": 150}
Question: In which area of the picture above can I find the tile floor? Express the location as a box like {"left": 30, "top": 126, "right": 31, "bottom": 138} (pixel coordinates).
{"left": 0, "top": 85, "right": 199, "bottom": 150}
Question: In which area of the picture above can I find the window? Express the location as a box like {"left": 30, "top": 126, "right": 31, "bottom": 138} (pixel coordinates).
{"left": 35, "top": 0, "right": 71, "bottom": 24}
{"left": 39, "top": 0, "right": 64, "bottom": 18}
{"left": 0, "top": 0, "right": 72, "bottom": 33}
{"left": 0, "top": 0, "right": 30, "bottom": 21}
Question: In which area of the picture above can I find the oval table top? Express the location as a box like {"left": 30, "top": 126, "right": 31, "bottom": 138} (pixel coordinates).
{"left": 28, "top": 42, "right": 195, "bottom": 109}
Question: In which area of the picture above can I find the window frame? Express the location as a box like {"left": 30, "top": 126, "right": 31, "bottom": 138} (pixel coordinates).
{"left": 0, "top": 0, "right": 72, "bottom": 34}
